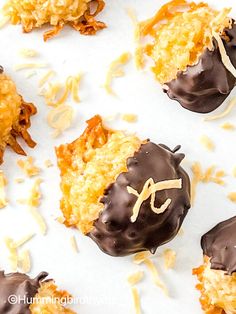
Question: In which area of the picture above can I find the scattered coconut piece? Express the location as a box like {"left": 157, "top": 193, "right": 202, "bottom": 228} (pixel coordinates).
{"left": 127, "top": 271, "right": 144, "bottom": 286}
{"left": 18, "top": 250, "right": 31, "bottom": 273}
{"left": 4, "top": 237, "right": 18, "bottom": 271}
{"left": 121, "top": 114, "right": 138, "bottom": 123}
{"left": 220, "top": 122, "right": 235, "bottom": 131}
{"left": 228, "top": 192, "right": 236, "bottom": 203}
{"left": 14, "top": 63, "right": 48, "bottom": 71}
{"left": 131, "top": 287, "right": 142, "bottom": 314}
{"left": 143, "top": 258, "right": 168, "bottom": 295}
{"left": 57, "top": 216, "right": 66, "bottom": 224}
{"left": 39, "top": 70, "right": 55, "bottom": 87}
{"left": 70, "top": 236, "right": 79, "bottom": 253}
{"left": 133, "top": 251, "right": 152, "bottom": 265}
{"left": 17, "top": 156, "right": 40, "bottom": 177}
{"left": 104, "top": 52, "right": 132, "bottom": 95}
{"left": 163, "top": 249, "right": 176, "bottom": 270}
{"left": 19, "top": 48, "right": 38, "bottom": 58}
{"left": 0, "top": 171, "right": 7, "bottom": 208}
{"left": 47, "top": 104, "right": 74, "bottom": 138}
{"left": 204, "top": 97, "right": 236, "bottom": 121}
{"left": 44, "top": 159, "right": 53, "bottom": 168}
{"left": 199, "top": 135, "right": 215, "bottom": 151}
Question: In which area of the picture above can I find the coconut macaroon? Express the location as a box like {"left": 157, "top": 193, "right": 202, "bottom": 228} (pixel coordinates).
{"left": 0, "top": 271, "right": 76, "bottom": 313}
{"left": 3, "top": 0, "right": 106, "bottom": 41}
{"left": 139, "top": 0, "right": 236, "bottom": 113}
{"left": 0, "top": 67, "right": 36, "bottom": 164}
{"left": 193, "top": 216, "right": 236, "bottom": 314}
{"left": 56, "top": 115, "right": 191, "bottom": 256}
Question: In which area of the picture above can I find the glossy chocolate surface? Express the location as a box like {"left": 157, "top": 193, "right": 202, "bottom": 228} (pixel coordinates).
{"left": 201, "top": 216, "right": 236, "bottom": 275}
{"left": 164, "top": 24, "right": 236, "bottom": 113}
{"left": 89, "top": 142, "right": 191, "bottom": 256}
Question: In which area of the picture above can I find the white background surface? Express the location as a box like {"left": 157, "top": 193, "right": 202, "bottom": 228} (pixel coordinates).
{"left": 0, "top": 1, "right": 236, "bottom": 313}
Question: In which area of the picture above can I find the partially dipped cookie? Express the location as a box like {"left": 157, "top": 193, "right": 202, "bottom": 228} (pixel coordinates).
{"left": 139, "top": 0, "right": 236, "bottom": 113}
{"left": 3, "top": 0, "right": 106, "bottom": 41}
{"left": 0, "top": 271, "right": 75, "bottom": 313}
{"left": 0, "top": 67, "right": 36, "bottom": 164}
{"left": 56, "top": 115, "right": 191, "bottom": 256}
{"left": 193, "top": 216, "right": 236, "bottom": 313}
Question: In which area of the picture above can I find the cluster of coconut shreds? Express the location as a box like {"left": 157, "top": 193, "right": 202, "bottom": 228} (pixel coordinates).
{"left": 56, "top": 115, "right": 142, "bottom": 234}
{"left": 193, "top": 257, "right": 236, "bottom": 314}
{"left": 29, "top": 280, "right": 76, "bottom": 313}
{"left": 0, "top": 71, "right": 36, "bottom": 164}
{"left": 3, "top": 0, "right": 106, "bottom": 41}
{"left": 139, "top": 0, "right": 232, "bottom": 84}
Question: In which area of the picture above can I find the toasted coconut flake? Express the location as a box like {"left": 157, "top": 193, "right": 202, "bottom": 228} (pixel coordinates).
{"left": 163, "top": 249, "right": 176, "bottom": 269}
{"left": 191, "top": 163, "right": 225, "bottom": 204}
{"left": 131, "top": 287, "right": 142, "bottom": 314}
{"left": 200, "top": 135, "right": 215, "bottom": 151}
{"left": 70, "top": 235, "right": 79, "bottom": 253}
{"left": 204, "top": 97, "right": 236, "bottom": 121}
{"left": 213, "top": 31, "right": 236, "bottom": 78}
{"left": 13, "top": 233, "right": 35, "bottom": 248}
{"left": 144, "top": 258, "right": 168, "bottom": 295}
{"left": 0, "top": 171, "right": 7, "bottom": 208}
{"left": 4, "top": 237, "right": 18, "bottom": 271}
{"left": 3, "top": 0, "right": 106, "bottom": 41}
{"left": 104, "top": 52, "right": 132, "bottom": 95}
{"left": 18, "top": 250, "right": 31, "bottom": 273}
{"left": 14, "top": 63, "right": 48, "bottom": 71}
{"left": 128, "top": 271, "right": 144, "bottom": 286}
{"left": 133, "top": 251, "right": 152, "bottom": 265}
{"left": 128, "top": 178, "right": 181, "bottom": 223}
{"left": 19, "top": 48, "right": 38, "bottom": 58}
{"left": 44, "top": 159, "right": 53, "bottom": 168}
{"left": 228, "top": 192, "right": 236, "bottom": 203}
{"left": 121, "top": 114, "right": 138, "bottom": 123}
{"left": 39, "top": 70, "right": 55, "bottom": 87}
{"left": 47, "top": 105, "right": 74, "bottom": 137}
{"left": 17, "top": 156, "right": 40, "bottom": 177}
{"left": 221, "top": 122, "right": 235, "bottom": 130}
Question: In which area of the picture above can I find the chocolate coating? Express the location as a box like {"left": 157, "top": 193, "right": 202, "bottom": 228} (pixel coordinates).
{"left": 89, "top": 142, "right": 191, "bottom": 256}
{"left": 0, "top": 271, "right": 48, "bottom": 314}
{"left": 164, "top": 24, "right": 236, "bottom": 113}
{"left": 0, "top": 66, "right": 3, "bottom": 74}
{"left": 201, "top": 216, "right": 236, "bottom": 275}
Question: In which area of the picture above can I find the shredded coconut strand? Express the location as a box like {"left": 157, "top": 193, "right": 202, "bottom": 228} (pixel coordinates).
{"left": 14, "top": 63, "right": 48, "bottom": 71}
{"left": 133, "top": 251, "right": 152, "bottom": 265}
{"left": 131, "top": 287, "right": 141, "bottom": 314}
{"left": 127, "top": 271, "right": 144, "bottom": 286}
{"left": 19, "top": 48, "right": 38, "bottom": 58}
{"left": 17, "top": 156, "right": 40, "bottom": 177}
{"left": 213, "top": 31, "right": 236, "bottom": 78}
{"left": 144, "top": 258, "right": 168, "bottom": 295}
{"left": 163, "top": 249, "right": 177, "bottom": 269}
{"left": 221, "top": 122, "right": 235, "bottom": 130}
{"left": 128, "top": 178, "right": 182, "bottom": 223}
{"left": 121, "top": 114, "right": 138, "bottom": 123}
{"left": 204, "top": 97, "right": 236, "bottom": 121}
{"left": 0, "top": 171, "right": 7, "bottom": 208}
{"left": 200, "top": 135, "right": 215, "bottom": 151}
{"left": 70, "top": 236, "right": 79, "bottom": 253}
{"left": 39, "top": 70, "right": 55, "bottom": 87}
{"left": 18, "top": 250, "right": 31, "bottom": 273}
{"left": 104, "top": 52, "right": 132, "bottom": 95}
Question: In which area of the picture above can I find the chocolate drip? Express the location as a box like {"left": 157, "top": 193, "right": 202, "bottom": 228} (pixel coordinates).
{"left": 201, "top": 216, "right": 236, "bottom": 275}
{"left": 89, "top": 142, "right": 191, "bottom": 256}
{"left": 0, "top": 271, "right": 48, "bottom": 314}
{"left": 164, "top": 23, "right": 236, "bottom": 113}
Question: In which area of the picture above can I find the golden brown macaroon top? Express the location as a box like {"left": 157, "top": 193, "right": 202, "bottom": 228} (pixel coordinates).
{"left": 56, "top": 115, "right": 142, "bottom": 234}
{"left": 0, "top": 70, "right": 37, "bottom": 164}
{"left": 193, "top": 257, "right": 236, "bottom": 314}
{"left": 139, "top": 0, "right": 232, "bottom": 84}
{"left": 3, "top": 0, "right": 106, "bottom": 41}
{"left": 30, "top": 280, "right": 76, "bottom": 313}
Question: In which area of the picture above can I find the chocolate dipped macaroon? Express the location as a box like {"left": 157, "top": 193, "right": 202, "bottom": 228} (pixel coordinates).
{"left": 0, "top": 271, "right": 75, "bottom": 313}
{"left": 139, "top": 0, "right": 236, "bottom": 113}
{"left": 193, "top": 216, "right": 236, "bottom": 314}
{"left": 0, "top": 66, "right": 37, "bottom": 164}
{"left": 56, "top": 115, "right": 191, "bottom": 256}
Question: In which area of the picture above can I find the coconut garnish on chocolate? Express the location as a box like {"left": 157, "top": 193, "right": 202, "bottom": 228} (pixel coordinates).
{"left": 56, "top": 115, "right": 191, "bottom": 256}
{"left": 0, "top": 271, "right": 76, "bottom": 313}
{"left": 3, "top": 0, "right": 106, "bottom": 41}
{"left": 0, "top": 67, "right": 37, "bottom": 164}
{"left": 193, "top": 216, "right": 236, "bottom": 314}
{"left": 138, "top": 0, "right": 236, "bottom": 113}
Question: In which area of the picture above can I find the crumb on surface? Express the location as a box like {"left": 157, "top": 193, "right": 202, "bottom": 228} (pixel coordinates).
{"left": 199, "top": 135, "right": 215, "bottom": 152}
{"left": 17, "top": 156, "right": 40, "bottom": 177}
